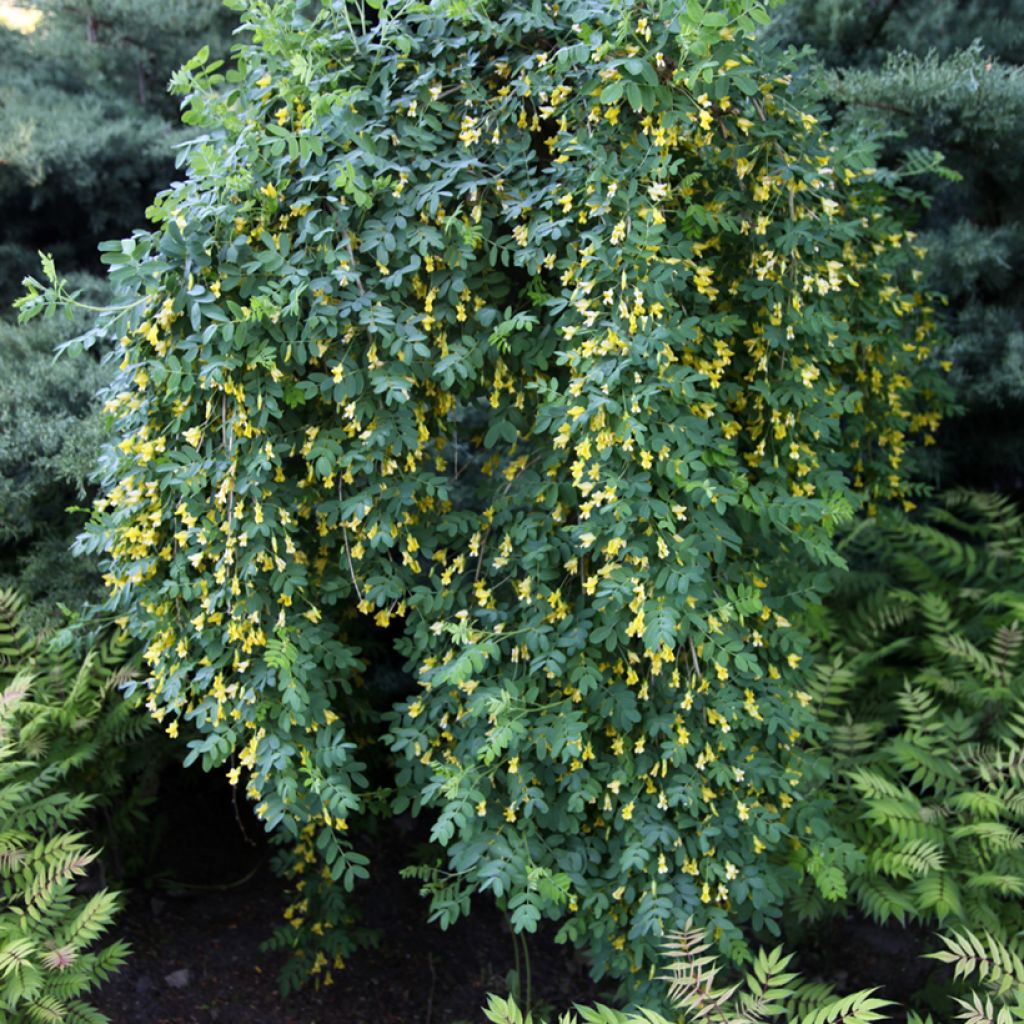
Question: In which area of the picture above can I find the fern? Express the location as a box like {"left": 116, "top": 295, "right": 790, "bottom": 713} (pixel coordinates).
{"left": 659, "top": 925, "right": 740, "bottom": 1018}
{"left": 491, "top": 921, "right": 1024, "bottom": 1024}
{"left": 0, "top": 590, "right": 142, "bottom": 1022}
{"left": 796, "top": 493, "right": 1024, "bottom": 943}
{"left": 930, "top": 930, "right": 1024, "bottom": 996}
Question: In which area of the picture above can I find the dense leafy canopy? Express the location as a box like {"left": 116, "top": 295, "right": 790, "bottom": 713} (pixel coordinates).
{"left": 22, "top": 0, "right": 949, "bottom": 990}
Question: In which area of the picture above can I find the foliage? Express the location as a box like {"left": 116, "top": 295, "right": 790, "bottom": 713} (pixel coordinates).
{"left": 26, "top": 0, "right": 238, "bottom": 117}
{"left": 261, "top": 820, "right": 379, "bottom": 993}
{"left": 0, "top": 590, "right": 157, "bottom": 871}
{"left": 483, "top": 920, "right": 1024, "bottom": 1024}
{"left": 0, "top": 0, "right": 238, "bottom": 629}
{"left": 0, "top": 589, "right": 137, "bottom": 1022}
{"left": 21, "top": 0, "right": 949, "bottom": 992}
{"left": 0, "top": 278, "right": 115, "bottom": 621}
{"left": 770, "top": 0, "right": 1024, "bottom": 491}
{"left": 795, "top": 492, "right": 1024, "bottom": 942}
{"left": 0, "top": 0, "right": 237, "bottom": 304}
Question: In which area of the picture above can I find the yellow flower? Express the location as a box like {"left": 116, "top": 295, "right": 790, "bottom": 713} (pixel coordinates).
{"left": 459, "top": 115, "right": 481, "bottom": 146}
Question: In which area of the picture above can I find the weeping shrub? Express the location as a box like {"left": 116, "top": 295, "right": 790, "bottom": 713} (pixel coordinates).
{"left": 20, "top": 0, "right": 949, "bottom": 992}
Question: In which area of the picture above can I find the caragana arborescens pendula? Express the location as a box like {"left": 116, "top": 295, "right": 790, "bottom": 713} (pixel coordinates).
{"left": 25, "top": 0, "right": 949, "bottom": 991}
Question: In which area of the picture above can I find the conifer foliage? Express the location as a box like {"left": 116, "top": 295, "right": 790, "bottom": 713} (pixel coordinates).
{"left": 21, "top": 0, "right": 948, "bottom": 989}
{"left": 0, "top": 1, "right": 238, "bottom": 619}
{"left": 0, "top": 0, "right": 236, "bottom": 300}
{"left": 771, "top": 0, "right": 1024, "bottom": 491}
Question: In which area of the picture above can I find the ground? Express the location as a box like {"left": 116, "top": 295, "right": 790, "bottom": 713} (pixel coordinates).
{"left": 92, "top": 767, "right": 607, "bottom": 1024}
{"left": 91, "top": 761, "right": 946, "bottom": 1024}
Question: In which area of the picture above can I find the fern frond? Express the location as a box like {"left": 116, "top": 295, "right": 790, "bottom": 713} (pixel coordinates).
{"left": 949, "top": 822, "right": 1024, "bottom": 855}
{"left": 797, "top": 989, "right": 893, "bottom": 1024}
{"left": 846, "top": 768, "right": 916, "bottom": 804}
{"left": 788, "top": 982, "right": 840, "bottom": 1020}
{"left": 869, "top": 839, "right": 945, "bottom": 880}
{"left": 806, "top": 659, "right": 861, "bottom": 722}
{"left": 22, "top": 994, "right": 68, "bottom": 1024}
{"left": 940, "top": 491, "right": 1024, "bottom": 540}
{"left": 830, "top": 718, "right": 884, "bottom": 759}
{"left": 0, "top": 589, "right": 30, "bottom": 668}
{"left": 963, "top": 873, "right": 1024, "bottom": 897}
{"left": 910, "top": 873, "right": 964, "bottom": 920}
{"left": 0, "top": 936, "right": 38, "bottom": 976}
{"left": 947, "top": 789, "right": 1008, "bottom": 819}
{"left": 59, "top": 891, "right": 122, "bottom": 953}
{"left": 736, "top": 944, "right": 800, "bottom": 1021}
{"left": 660, "top": 923, "right": 741, "bottom": 1019}
{"left": 21, "top": 833, "right": 97, "bottom": 908}
{"left": 0, "top": 592, "right": 145, "bottom": 1020}
{"left": 933, "top": 633, "right": 1010, "bottom": 691}
{"left": 949, "top": 990, "right": 1003, "bottom": 1024}
{"left": 989, "top": 623, "right": 1023, "bottom": 677}
{"left": 929, "top": 930, "right": 1024, "bottom": 996}
{"left": 885, "top": 737, "right": 962, "bottom": 794}
{"left": 853, "top": 875, "right": 919, "bottom": 926}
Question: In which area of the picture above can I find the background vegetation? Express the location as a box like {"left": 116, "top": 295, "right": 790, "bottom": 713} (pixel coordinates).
{"left": 772, "top": 0, "right": 1024, "bottom": 492}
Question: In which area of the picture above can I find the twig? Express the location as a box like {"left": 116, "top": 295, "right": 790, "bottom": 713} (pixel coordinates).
{"left": 689, "top": 638, "right": 703, "bottom": 681}
{"left": 341, "top": 523, "right": 364, "bottom": 602}
{"left": 338, "top": 483, "right": 365, "bottom": 602}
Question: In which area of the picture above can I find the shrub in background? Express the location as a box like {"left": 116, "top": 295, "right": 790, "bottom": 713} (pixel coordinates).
{"left": 0, "top": 1, "right": 238, "bottom": 626}
{"left": 0, "top": 0, "right": 237, "bottom": 303}
{"left": 0, "top": 279, "right": 115, "bottom": 624}
{"left": 21, "top": 0, "right": 949, "bottom": 992}
{"left": 794, "top": 492, "right": 1024, "bottom": 944}
{"left": 770, "top": 0, "right": 1024, "bottom": 492}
